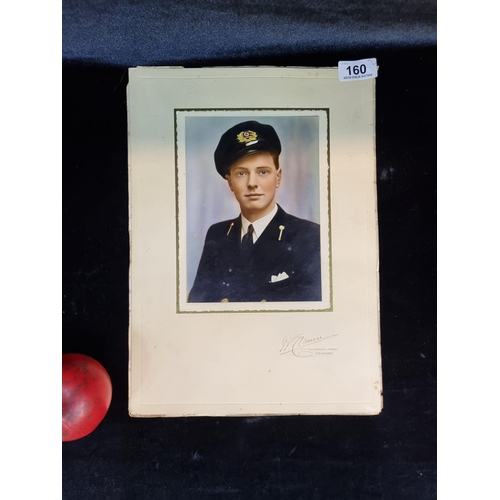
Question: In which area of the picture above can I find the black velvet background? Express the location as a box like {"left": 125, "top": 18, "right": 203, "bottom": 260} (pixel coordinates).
{"left": 63, "top": 0, "right": 436, "bottom": 65}
{"left": 62, "top": 1, "right": 436, "bottom": 497}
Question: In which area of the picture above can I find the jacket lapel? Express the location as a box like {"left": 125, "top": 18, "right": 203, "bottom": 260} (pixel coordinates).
{"left": 221, "top": 216, "right": 241, "bottom": 254}
{"left": 251, "top": 206, "right": 291, "bottom": 275}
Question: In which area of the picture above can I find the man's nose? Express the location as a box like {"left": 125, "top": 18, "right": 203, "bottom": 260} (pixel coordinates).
{"left": 247, "top": 171, "right": 258, "bottom": 187}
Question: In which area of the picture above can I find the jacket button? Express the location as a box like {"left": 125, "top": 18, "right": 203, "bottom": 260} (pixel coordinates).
{"left": 221, "top": 298, "right": 229, "bottom": 303}
{"left": 261, "top": 299, "right": 266, "bottom": 303}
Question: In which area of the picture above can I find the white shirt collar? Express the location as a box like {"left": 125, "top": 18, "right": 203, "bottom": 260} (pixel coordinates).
{"left": 241, "top": 204, "right": 278, "bottom": 242}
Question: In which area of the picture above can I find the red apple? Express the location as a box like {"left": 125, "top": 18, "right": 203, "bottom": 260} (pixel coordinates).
{"left": 62, "top": 353, "right": 112, "bottom": 442}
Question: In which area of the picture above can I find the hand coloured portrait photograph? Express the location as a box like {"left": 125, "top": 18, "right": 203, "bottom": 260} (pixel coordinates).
{"left": 128, "top": 67, "right": 381, "bottom": 416}
{"left": 176, "top": 110, "right": 332, "bottom": 312}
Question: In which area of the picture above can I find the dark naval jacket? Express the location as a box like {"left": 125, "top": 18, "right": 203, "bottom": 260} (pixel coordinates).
{"left": 188, "top": 205, "right": 321, "bottom": 303}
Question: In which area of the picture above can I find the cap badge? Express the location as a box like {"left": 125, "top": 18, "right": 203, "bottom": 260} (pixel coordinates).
{"left": 237, "top": 130, "right": 258, "bottom": 143}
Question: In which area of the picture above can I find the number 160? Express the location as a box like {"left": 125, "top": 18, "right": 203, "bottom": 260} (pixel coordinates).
{"left": 346, "top": 64, "right": 367, "bottom": 76}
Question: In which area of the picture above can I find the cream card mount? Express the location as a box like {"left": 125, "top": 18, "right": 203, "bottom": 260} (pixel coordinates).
{"left": 128, "top": 67, "right": 382, "bottom": 417}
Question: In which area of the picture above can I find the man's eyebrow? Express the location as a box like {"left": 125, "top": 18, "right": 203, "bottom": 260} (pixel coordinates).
{"left": 231, "top": 165, "right": 272, "bottom": 172}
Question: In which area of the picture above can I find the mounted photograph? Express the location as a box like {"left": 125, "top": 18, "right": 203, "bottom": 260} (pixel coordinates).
{"left": 128, "top": 67, "right": 381, "bottom": 417}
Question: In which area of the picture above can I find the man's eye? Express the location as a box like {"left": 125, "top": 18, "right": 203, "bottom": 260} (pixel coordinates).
{"left": 258, "top": 170, "right": 270, "bottom": 175}
{"left": 235, "top": 171, "right": 246, "bottom": 176}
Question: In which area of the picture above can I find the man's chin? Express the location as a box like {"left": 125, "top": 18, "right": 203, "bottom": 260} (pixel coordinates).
{"left": 243, "top": 200, "right": 265, "bottom": 210}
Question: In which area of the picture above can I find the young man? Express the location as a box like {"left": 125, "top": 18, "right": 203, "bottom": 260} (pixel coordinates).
{"left": 188, "top": 120, "right": 321, "bottom": 303}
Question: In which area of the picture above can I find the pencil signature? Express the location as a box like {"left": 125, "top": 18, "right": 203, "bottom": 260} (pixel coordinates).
{"left": 279, "top": 334, "right": 338, "bottom": 358}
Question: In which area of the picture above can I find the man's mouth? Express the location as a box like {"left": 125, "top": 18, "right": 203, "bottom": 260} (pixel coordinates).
{"left": 245, "top": 194, "right": 263, "bottom": 198}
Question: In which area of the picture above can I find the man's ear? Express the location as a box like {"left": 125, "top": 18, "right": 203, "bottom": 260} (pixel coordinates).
{"left": 276, "top": 168, "right": 282, "bottom": 188}
{"left": 225, "top": 174, "right": 234, "bottom": 192}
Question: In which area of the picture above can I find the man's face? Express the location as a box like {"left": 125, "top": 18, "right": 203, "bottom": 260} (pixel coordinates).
{"left": 226, "top": 152, "right": 281, "bottom": 222}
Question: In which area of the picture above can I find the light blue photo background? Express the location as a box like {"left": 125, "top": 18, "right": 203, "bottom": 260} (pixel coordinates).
{"left": 184, "top": 114, "right": 320, "bottom": 294}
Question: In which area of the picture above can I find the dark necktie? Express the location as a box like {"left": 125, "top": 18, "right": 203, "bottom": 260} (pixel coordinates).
{"left": 241, "top": 224, "right": 254, "bottom": 254}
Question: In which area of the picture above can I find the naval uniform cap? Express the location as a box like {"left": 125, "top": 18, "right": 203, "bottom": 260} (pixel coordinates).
{"left": 214, "top": 120, "right": 281, "bottom": 178}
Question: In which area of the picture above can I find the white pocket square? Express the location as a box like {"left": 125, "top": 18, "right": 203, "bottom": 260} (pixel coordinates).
{"left": 270, "top": 272, "right": 289, "bottom": 283}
